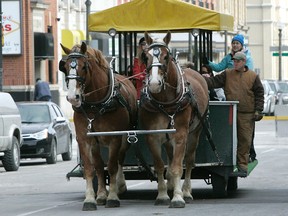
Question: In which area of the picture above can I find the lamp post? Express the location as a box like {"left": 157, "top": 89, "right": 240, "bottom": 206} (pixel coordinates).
{"left": 278, "top": 28, "right": 282, "bottom": 81}
{"left": 85, "top": 0, "right": 91, "bottom": 45}
{"left": 192, "top": 29, "right": 199, "bottom": 71}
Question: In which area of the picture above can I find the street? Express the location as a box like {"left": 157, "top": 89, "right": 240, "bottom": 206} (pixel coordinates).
{"left": 0, "top": 119, "right": 288, "bottom": 216}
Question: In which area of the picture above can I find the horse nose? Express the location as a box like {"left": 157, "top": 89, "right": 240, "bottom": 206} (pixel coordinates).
{"left": 148, "top": 78, "right": 162, "bottom": 86}
{"left": 66, "top": 94, "right": 80, "bottom": 101}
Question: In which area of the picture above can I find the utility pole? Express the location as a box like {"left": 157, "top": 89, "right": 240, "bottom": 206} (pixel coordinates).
{"left": 85, "top": 0, "right": 91, "bottom": 45}
{"left": 278, "top": 28, "right": 282, "bottom": 81}
{"left": 0, "top": 0, "right": 3, "bottom": 91}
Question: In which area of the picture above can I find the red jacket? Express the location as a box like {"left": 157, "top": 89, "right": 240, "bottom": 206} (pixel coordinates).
{"left": 133, "top": 57, "right": 146, "bottom": 99}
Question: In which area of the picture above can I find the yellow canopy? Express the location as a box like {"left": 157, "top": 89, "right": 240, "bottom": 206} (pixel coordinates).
{"left": 88, "top": 0, "right": 234, "bottom": 32}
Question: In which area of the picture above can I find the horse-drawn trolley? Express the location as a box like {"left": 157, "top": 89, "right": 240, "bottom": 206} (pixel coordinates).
{"left": 62, "top": 0, "right": 258, "bottom": 211}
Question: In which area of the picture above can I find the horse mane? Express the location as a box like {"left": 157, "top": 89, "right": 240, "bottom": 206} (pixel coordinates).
{"left": 88, "top": 46, "right": 109, "bottom": 70}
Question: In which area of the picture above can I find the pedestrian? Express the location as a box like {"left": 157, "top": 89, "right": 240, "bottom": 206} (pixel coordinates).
{"left": 201, "top": 64, "right": 226, "bottom": 101}
{"left": 34, "top": 78, "right": 52, "bottom": 101}
{"left": 132, "top": 37, "right": 148, "bottom": 99}
{"left": 203, "top": 34, "right": 256, "bottom": 161}
{"left": 202, "top": 52, "right": 264, "bottom": 176}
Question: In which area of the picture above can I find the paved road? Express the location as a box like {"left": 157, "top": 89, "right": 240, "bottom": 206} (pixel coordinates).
{"left": 0, "top": 119, "right": 287, "bottom": 216}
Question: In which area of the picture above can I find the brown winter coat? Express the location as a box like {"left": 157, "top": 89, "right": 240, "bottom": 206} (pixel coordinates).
{"left": 204, "top": 68, "right": 264, "bottom": 113}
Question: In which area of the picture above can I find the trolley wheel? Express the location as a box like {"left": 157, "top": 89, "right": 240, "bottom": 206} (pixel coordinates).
{"left": 227, "top": 176, "right": 238, "bottom": 191}
{"left": 211, "top": 174, "right": 227, "bottom": 198}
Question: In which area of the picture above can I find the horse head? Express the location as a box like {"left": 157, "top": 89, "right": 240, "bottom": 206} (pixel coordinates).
{"left": 144, "top": 31, "right": 175, "bottom": 95}
{"left": 59, "top": 42, "right": 109, "bottom": 107}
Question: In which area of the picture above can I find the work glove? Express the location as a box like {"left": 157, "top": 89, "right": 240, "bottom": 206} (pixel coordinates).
{"left": 202, "top": 56, "right": 209, "bottom": 65}
{"left": 254, "top": 110, "right": 263, "bottom": 121}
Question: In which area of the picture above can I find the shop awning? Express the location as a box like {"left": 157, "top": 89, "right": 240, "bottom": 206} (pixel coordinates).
{"left": 61, "top": 30, "right": 86, "bottom": 54}
{"left": 88, "top": 0, "right": 234, "bottom": 33}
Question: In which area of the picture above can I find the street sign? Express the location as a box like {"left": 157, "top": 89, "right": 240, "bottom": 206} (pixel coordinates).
{"left": 272, "top": 52, "right": 288, "bottom": 56}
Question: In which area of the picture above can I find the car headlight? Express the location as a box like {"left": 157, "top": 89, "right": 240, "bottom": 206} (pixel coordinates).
{"left": 31, "top": 129, "right": 48, "bottom": 140}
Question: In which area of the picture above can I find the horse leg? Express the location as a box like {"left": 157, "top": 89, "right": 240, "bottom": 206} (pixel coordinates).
{"left": 182, "top": 128, "right": 201, "bottom": 203}
{"left": 92, "top": 144, "right": 107, "bottom": 206}
{"left": 78, "top": 138, "right": 97, "bottom": 211}
{"left": 116, "top": 137, "right": 129, "bottom": 195}
{"left": 148, "top": 136, "right": 170, "bottom": 206}
{"left": 106, "top": 139, "right": 121, "bottom": 208}
{"left": 164, "top": 139, "right": 174, "bottom": 193}
{"left": 169, "top": 132, "right": 187, "bottom": 208}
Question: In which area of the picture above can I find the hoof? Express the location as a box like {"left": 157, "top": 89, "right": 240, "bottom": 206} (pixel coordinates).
{"left": 184, "top": 196, "right": 193, "bottom": 204}
{"left": 169, "top": 200, "right": 185, "bottom": 208}
{"left": 82, "top": 202, "right": 97, "bottom": 211}
{"left": 154, "top": 198, "right": 170, "bottom": 206}
{"left": 96, "top": 198, "right": 106, "bottom": 206}
{"left": 105, "top": 199, "right": 120, "bottom": 208}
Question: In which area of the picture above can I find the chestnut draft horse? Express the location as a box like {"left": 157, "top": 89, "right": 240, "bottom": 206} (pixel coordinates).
{"left": 139, "top": 32, "right": 209, "bottom": 208}
{"left": 60, "top": 42, "right": 137, "bottom": 211}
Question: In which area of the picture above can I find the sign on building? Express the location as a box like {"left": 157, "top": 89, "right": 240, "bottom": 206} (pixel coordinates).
{"left": 2, "top": 0, "right": 21, "bottom": 55}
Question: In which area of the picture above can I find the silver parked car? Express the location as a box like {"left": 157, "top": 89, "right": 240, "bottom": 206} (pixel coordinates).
{"left": 267, "top": 80, "right": 288, "bottom": 105}
{"left": 0, "top": 92, "right": 23, "bottom": 171}
{"left": 261, "top": 80, "right": 276, "bottom": 116}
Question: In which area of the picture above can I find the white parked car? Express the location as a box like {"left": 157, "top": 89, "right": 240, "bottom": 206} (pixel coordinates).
{"left": 0, "top": 92, "right": 23, "bottom": 171}
{"left": 261, "top": 80, "right": 276, "bottom": 116}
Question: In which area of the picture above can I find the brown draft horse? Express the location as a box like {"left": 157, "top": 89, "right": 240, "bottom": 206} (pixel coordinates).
{"left": 139, "top": 32, "right": 209, "bottom": 208}
{"left": 60, "top": 42, "right": 137, "bottom": 211}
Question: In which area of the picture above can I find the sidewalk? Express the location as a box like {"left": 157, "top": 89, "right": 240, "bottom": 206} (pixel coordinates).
{"left": 254, "top": 118, "right": 288, "bottom": 147}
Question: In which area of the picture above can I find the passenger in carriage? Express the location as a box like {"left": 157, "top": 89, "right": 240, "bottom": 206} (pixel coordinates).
{"left": 132, "top": 37, "right": 148, "bottom": 99}
{"left": 203, "top": 34, "right": 254, "bottom": 72}
{"left": 203, "top": 34, "right": 257, "bottom": 162}
{"left": 202, "top": 52, "right": 264, "bottom": 176}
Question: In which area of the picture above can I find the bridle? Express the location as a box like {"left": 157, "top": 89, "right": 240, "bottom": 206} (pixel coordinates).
{"left": 64, "top": 52, "right": 89, "bottom": 90}
{"left": 145, "top": 42, "right": 170, "bottom": 79}
{"left": 62, "top": 51, "right": 116, "bottom": 108}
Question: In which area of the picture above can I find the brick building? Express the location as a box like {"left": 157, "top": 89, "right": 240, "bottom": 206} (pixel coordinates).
{"left": 2, "top": 0, "right": 59, "bottom": 103}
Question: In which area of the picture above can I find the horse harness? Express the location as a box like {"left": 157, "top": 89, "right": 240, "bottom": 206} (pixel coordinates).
{"left": 140, "top": 42, "right": 199, "bottom": 129}
{"left": 62, "top": 52, "right": 134, "bottom": 132}
{"left": 140, "top": 43, "right": 222, "bottom": 164}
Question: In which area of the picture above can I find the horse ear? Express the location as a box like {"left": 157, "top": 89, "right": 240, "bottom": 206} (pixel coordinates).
{"left": 144, "top": 31, "right": 153, "bottom": 45}
{"left": 60, "top": 43, "right": 71, "bottom": 55}
{"left": 163, "top": 31, "right": 171, "bottom": 45}
{"left": 80, "top": 42, "right": 87, "bottom": 54}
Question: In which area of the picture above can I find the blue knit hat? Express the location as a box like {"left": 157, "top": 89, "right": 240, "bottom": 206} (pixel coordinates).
{"left": 232, "top": 34, "right": 244, "bottom": 46}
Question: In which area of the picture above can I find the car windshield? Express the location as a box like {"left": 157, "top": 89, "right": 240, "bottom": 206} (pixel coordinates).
{"left": 268, "top": 82, "right": 277, "bottom": 93}
{"left": 262, "top": 82, "right": 269, "bottom": 95}
{"left": 18, "top": 104, "right": 51, "bottom": 123}
{"left": 278, "top": 82, "right": 288, "bottom": 93}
